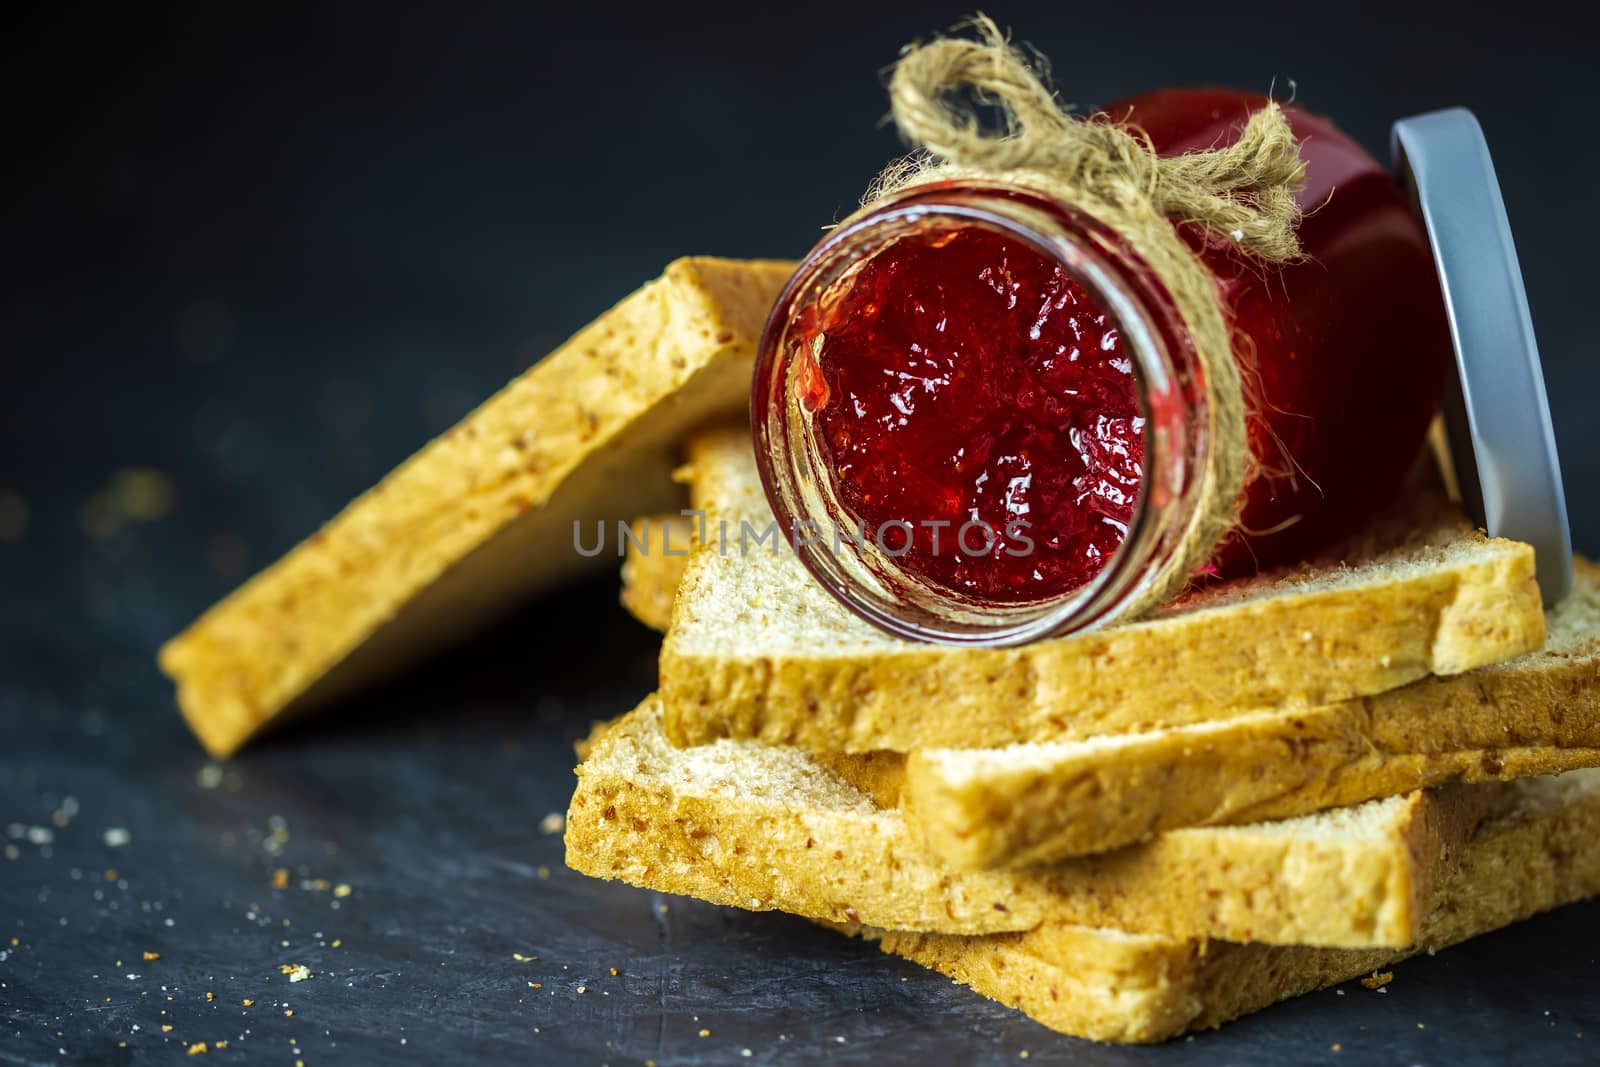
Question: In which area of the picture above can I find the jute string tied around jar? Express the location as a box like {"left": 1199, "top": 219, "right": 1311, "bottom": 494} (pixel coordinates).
{"left": 863, "top": 16, "right": 1307, "bottom": 618}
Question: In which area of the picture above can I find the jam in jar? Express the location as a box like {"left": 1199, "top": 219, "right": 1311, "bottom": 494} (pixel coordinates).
{"left": 754, "top": 88, "right": 1453, "bottom": 644}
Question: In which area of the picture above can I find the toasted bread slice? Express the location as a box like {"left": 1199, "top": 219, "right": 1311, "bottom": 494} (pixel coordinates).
{"left": 159, "top": 259, "right": 793, "bottom": 757}
{"left": 874, "top": 769, "right": 1600, "bottom": 1043}
{"left": 565, "top": 696, "right": 1499, "bottom": 948}
{"left": 658, "top": 427, "right": 1544, "bottom": 752}
{"left": 907, "top": 560, "right": 1600, "bottom": 867}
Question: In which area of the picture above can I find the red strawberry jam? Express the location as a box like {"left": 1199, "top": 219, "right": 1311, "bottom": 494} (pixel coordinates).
{"left": 779, "top": 89, "right": 1451, "bottom": 610}
{"left": 800, "top": 224, "right": 1144, "bottom": 601}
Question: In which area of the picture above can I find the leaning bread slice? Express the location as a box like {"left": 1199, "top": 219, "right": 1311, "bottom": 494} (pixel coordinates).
{"left": 907, "top": 558, "right": 1600, "bottom": 868}
{"left": 565, "top": 695, "right": 1499, "bottom": 948}
{"left": 659, "top": 427, "right": 1545, "bottom": 751}
{"left": 159, "top": 259, "right": 793, "bottom": 757}
{"left": 874, "top": 768, "right": 1600, "bottom": 1043}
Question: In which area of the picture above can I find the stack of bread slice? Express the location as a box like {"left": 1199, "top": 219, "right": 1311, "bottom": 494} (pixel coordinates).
{"left": 154, "top": 257, "right": 1600, "bottom": 1044}
{"left": 567, "top": 422, "right": 1600, "bottom": 1043}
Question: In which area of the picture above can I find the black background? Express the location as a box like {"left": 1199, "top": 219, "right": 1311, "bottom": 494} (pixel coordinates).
{"left": 3, "top": 4, "right": 1598, "bottom": 1065}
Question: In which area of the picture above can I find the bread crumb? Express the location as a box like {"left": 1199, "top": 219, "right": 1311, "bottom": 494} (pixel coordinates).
{"left": 281, "top": 964, "right": 312, "bottom": 983}
{"left": 162, "top": 1025, "right": 173, "bottom": 1032}
{"left": 331, "top": 939, "right": 342, "bottom": 948}
{"left": 242, "top": 999, "right": 253, "bottom": 1007}
{"left": 1332, "top": 1043, "right": 1342, "bottom": 1051}
{"left": 609, "top": 967, "right": 620, "bottom": 976}
{"left": 143, "top": 951, "right": 160, "bottom": 961}
{"left": 333, "top": 883, "right": 352, "bottom": 898}
{"left": 272, "top": 868, "right": 290, "bottom": 889}
{"left": 539, "top": 812, "right": 565, "bottom": 835}
{"left": 529, "top": 983, "right": 542, "bottom": 989}
{"left": 1361, "top": 971, "right": 1393, "bottom": 990}
{"left": 205, "top": 992, "right": 214, "bottom": 1002}
{"left": 214, "top": 1042, "right": 227, "bottom": 1050}
{"left": 187, "top": 1042, "right": 208, "bottom": 1055}
{"left": 513, "top": 953, "right": 537, "bottom": 962}
{"left": 284, "top": 1010, "right": 294, "bottom": 1017}
{"left": 698, "top": 1029, "right": 711, "bottom": 1038}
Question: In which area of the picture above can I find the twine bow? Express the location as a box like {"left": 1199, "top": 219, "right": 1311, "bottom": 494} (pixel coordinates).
{"left": 862, "top": 16, "right": 1309, "bottom": 620}
{"left": 882, "top": 16, "right": 1305, "bottom": 260}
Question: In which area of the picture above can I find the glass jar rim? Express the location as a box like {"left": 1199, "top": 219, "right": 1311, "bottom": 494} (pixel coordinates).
{"left": 752, "top": 181, "right": 1208, "bottom": 645}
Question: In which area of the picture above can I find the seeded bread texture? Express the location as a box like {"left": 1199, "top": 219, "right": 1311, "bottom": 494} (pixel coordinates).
{"left": 158, "top": 259, "right": 793, "bottom": 757}
{"left": 875, "top": 768, "right": 1600, "bottom": 1043}
{"left": 658, "top": 428, "right": 1545, "bottom": 752}
{"left": 565, "top": 696, "right": 1498, "bottom": 948}
{"left": 909, "top": 559, "right": 1600, "bottom": 868}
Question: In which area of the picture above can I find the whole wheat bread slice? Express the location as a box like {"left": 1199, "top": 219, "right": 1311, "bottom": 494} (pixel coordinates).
{"left": 565, "top": 696, "right": 1499, "bottom": 948}
{"left": 158, "top": 259, "right": 792, "bottom": 757}
{"left": 906, "top": 560, "right": 1600, "bottom": 867}
{"left": 659, "top": 428, "right": 1545, "bottom": 753}
{"left": 873, "top": 769, "right": 1600, "bottom": 1043}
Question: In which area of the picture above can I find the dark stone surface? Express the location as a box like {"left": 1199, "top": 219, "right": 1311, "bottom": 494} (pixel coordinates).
{"left": 6, "top": 3, "right": 1600, "bottom": 1063}
{"left": 3, "top": 579, "right": 1600, "bottom": 1066}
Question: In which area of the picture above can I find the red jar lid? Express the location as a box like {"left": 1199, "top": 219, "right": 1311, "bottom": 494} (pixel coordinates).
{"left": 1392, "top": 108, "right": 1572, "bottom": 604}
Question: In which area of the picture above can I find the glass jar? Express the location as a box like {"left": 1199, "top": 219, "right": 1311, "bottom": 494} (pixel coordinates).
{"left": 753, "top": 88, "right": 1453, "bottom": 645}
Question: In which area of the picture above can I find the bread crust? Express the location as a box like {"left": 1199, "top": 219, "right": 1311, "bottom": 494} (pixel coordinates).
{"left": 908, "top": 562, "right": 1600, "bottom": 866}
{"left": 878, "top": 769, "right": 1600, "bottom": 1042}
